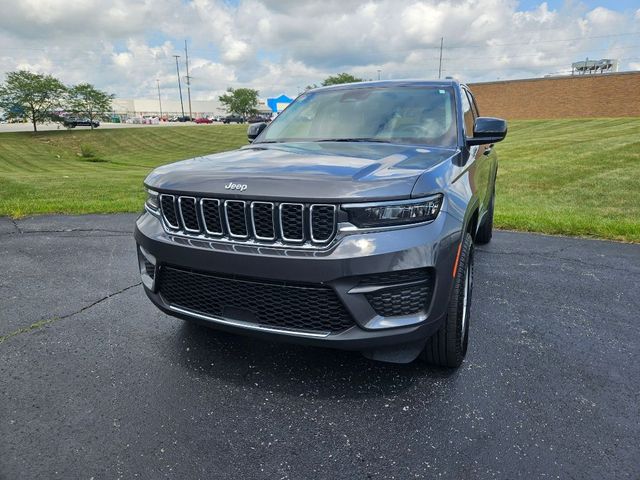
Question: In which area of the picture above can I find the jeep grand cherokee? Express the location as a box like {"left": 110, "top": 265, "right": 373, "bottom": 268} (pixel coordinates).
{"left": 134, "top": 80, "right": 507, "bottom": 366}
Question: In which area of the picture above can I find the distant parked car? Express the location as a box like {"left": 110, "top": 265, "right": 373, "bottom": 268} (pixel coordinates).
{"left": 63, "top": 117, "right": 100, "bottom": 128}
{"left": 223, "top": 114, "right": 245, "bottom": 124}
{"left": 246, "top": 114, "right": 271, "bottom": 123}
{"left": 195, "top": 117, "right": 213, "bottom": 124}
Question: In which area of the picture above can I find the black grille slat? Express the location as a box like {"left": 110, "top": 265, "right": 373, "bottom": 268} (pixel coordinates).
{"left": 225, "top": 201, "right": 248, "bottom": 237}
{"left": 359, "top": 268, "right": 433, "bottom": 286}
{"left": 179, "top": 197, "right": 200, "bottom": 232}
{"left": 252, "top": 202, "right": 275, "bottom": 240}
{"left": 280, "top": 204, "right": 304, "bottom": 241}
{"left": 310, "top": 205, "right": 336, "bottom": 242}
{"left": 365, "top": 276, "right": 435, "bottom": 317}
{"left": 160, "top": 194, "right": 180, "bottom": 229}
{"left": 201, "top": 199, "right": 223, "bottom": 234}
{"left": 159, "top": 266, "right": 354, "bottom": 333}
{"left": 144, "top": 260, "right": 155, "bottom": 279}
{"left": 359, "top": 268, "right": 435, "bottom": 317}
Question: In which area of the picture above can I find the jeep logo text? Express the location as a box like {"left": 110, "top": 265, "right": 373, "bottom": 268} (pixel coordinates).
{"left": 224, "top": 182, "right": 248, "bottom": 192}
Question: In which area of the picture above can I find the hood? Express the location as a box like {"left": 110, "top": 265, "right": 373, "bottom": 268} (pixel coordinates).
{"left": 145, "top": 142, "right": 457, "bottom": 202}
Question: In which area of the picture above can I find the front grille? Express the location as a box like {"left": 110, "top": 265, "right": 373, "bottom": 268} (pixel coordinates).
{"left": 361, "top": 268, "right": 435, "bottom": 317}
{"left": 158, "top": 266, "right": 354, "bottom": 333}
{"left": 158, "top": 194, "right": 337, "bottom": 246}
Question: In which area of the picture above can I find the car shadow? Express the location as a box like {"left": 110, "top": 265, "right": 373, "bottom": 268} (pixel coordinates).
{"left": 166, "top": 320, "right": 460, "bottom": 400}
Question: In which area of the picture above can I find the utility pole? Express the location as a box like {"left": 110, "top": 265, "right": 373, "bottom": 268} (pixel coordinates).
{"left": 156, "top": 79, "right": 163, "bottom": 119}
{"left": 173, "top": 55, "right": 185, "bottom": 118}
{"left": 438, "top": 37, "right": 444, "bottom": 79}
{"left": 184, "top": 40, "right": 193, "bottom": 120}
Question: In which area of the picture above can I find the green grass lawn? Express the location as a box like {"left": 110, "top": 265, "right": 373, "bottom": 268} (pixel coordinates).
{"left": 0, "top": 125, "right": 247, "bottom": 217}
{"left": 495, "top": 118, "right": 640, "bottom": 243}
{"left": 1, "top": 119, "right": 639, "bottom": 242}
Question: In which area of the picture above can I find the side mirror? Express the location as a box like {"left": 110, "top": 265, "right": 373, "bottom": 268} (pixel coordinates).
{"left": 466, "top": 117, "right": 507, "bottom": 146}
{"left": 247, "top": 122, "right": 268, "bottom": 142}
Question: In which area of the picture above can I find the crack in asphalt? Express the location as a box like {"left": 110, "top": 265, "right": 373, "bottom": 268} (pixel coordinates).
{"left": 476, "top": 247, "right": 640, "bottom": 276}
{"left": 0, "top": 282, "right": 142, "bottom": 344}
{"left": 9, "top": 218, "right": 22, "bottom": 234}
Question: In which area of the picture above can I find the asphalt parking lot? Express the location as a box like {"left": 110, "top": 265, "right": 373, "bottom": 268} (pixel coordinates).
{"left": 1, "top": 214, "right": 639, "bottom": 479}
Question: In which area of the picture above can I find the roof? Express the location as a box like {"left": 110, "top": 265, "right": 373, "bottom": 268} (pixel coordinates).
{"left": 310, "top": 79, "right": 459, "bottom": 92}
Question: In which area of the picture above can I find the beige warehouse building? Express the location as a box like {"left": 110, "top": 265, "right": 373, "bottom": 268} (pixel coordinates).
{"left": 111, "top": 98, "right": 273, "bottom": 119}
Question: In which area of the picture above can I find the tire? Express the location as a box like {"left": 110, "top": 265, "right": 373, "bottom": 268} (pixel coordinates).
{"left": 421, "top": 232, "right": 474, "bottom": 368}
{"left": 475, "top": 189, "right": 494, "bottom": 244}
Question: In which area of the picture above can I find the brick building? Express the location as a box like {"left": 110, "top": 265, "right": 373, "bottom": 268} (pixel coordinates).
{"left": 468, "top": 71, "right": 640, "bottom": 120}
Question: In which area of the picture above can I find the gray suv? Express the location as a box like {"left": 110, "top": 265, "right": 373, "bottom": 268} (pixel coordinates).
{"left": 135, "top": 80, "right": 507, "bottom": 367}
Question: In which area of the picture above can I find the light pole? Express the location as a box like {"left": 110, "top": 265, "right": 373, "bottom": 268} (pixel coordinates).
{"left": 156, "top": 79, "right": 163, "bottom": 119}
{"left": 438, "top": 37, "right": 444, "bottom": 79}
{"left": 184, "top": 40, "right": 193, "bottom": 120}
{"left": 173, "top": 55, "right": 185, "bottom": 118}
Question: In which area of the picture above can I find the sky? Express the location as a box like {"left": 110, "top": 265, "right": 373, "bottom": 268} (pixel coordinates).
{"left": 0, "top": 0, "right": 638, "bottom": 102}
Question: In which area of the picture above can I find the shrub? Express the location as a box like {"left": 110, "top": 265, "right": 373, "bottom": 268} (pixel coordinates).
{"left": 79, "top": 144, "right": 106, "bottom": 162}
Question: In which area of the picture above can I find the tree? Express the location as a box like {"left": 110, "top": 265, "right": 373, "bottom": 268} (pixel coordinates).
{"left": 67, "top": 83, "right": 114, "bottom": 130}
{"left": 0, "top": 70, "right": 67, "bottom": 133}
{"left": 321, "top": 73, "right": 363, "bottom": 86}
{"left": 219, "top": 88, "right": 259, "bottom": 117}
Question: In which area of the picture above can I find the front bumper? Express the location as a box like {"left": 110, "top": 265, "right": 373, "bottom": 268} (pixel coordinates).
{"left": 134, "top": 209, "right": 463, "bottom": 357}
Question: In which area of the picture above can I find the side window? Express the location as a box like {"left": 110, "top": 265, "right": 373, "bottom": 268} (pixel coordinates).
{"left": 460, "top": 89, "right": 474, "bottom": 137}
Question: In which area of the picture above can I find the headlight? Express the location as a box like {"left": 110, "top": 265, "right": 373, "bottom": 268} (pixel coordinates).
{"left": 344, "top": 194, "right": 443, "bottom": 228}
{"left": 145, "top": 188, "right": 160, "bottom": 213}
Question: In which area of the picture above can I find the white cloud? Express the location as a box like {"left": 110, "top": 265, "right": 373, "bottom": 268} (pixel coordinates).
{"left": 0, "top": 0, "right": 637, "bottom": 100}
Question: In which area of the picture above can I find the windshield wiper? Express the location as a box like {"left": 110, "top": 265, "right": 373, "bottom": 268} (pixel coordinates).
{"left": 315, "top": 138, "right": 391, "bottom": 143}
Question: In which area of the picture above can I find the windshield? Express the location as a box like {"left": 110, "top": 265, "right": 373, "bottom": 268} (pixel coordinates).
{"left": 259, "top": 86, "right": 457, "bottom": 147}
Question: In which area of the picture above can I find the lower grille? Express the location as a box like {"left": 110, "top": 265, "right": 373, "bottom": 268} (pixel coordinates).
{"left": 158, "top": 266, "right": 354, "bottom": 333}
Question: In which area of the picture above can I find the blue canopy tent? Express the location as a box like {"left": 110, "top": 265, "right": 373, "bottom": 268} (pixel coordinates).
{"left": 266, "top": 94, "right": 293, "bottom": 113}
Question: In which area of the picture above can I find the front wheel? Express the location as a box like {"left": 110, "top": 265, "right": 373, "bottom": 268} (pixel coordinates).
{"left": 421, "top": 232, "right": 474, "bottom": 368}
